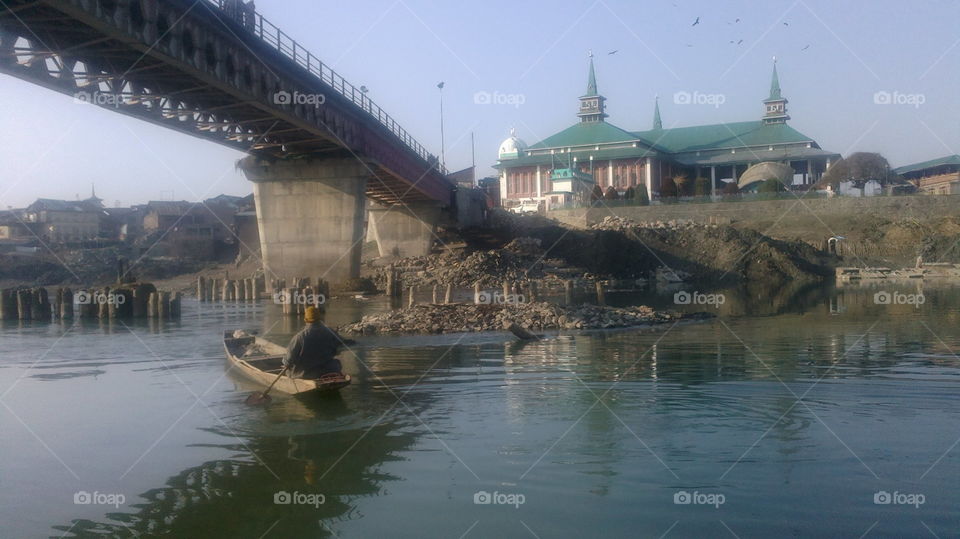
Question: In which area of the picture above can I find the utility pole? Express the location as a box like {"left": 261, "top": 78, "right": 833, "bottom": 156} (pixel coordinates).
{"left": 437, "top": 81, "right": 446, "bottom": 172}
{"left": 471, "top": 131, "right": 476, "bottom": 186}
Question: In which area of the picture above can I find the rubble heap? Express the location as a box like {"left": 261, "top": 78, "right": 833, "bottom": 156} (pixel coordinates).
{"left": 338, "top": 301, "right": 712, "bottom": 335}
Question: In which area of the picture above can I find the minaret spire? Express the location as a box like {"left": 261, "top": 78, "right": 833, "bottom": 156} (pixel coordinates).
{"left": 586, "top": 50, "right": 598, "bottom": 96}
{"left": 762, "top": 56, "right": 789, "bottom": 125}
{"left": 653, "top": 95, "right": 662, "bottom": 130}
{"left": 578, "top": 51, "right": 607, "bottom": 123}
{"left": 769, "top": 56, "right": 782, "bottom": 100}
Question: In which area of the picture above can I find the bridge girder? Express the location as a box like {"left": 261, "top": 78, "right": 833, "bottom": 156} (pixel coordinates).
{"left": 0, "top": 0, "right": 454, "bottom": 206}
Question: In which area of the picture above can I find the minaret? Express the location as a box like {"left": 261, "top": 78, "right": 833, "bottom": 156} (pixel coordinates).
{"left": 652, "top": 95, "right": 662, "bottom": 130}
{"left": 762, "top": 57, "right": 790, "bottom": 125}
{"left": 577, "top": 52, "right": 608, "bottom": 123}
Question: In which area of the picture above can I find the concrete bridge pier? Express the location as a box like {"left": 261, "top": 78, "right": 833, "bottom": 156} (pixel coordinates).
{"left": 367, "top": 203, "right": 441, "bottom": 258}
{"left": 240, "top": 157, "right": 369, "bottom": 286}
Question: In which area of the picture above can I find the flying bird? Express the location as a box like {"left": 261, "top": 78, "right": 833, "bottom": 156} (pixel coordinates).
{"left": 691, "top": 16, "right": 699, "bottom": 26}
{"left": 735, "top": 18, "right": 740, "bottom": 22}
{"left": 801, "top": 44, "right": 809, "bottom": 51}
{"left": 783, "top": 21, "right": 789, "bottom": 26}
{"left": 737, "top": 39, "right": 743, "bottom": 44}
{"left": 608, "top": 50, "right": 618, "bottom": 55}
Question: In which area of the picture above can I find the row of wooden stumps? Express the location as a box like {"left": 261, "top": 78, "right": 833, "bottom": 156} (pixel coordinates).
{"left": 276, "top": 277, "right": 331, "bottom": 316}
{"left": 196, "top": 276, "right": 265, "bottom": 302}
{"left": 0, "top": 285, "right": 181, "bottom": 321}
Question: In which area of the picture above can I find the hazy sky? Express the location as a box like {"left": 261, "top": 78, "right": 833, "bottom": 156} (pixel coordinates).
{"left": 1, "top": 0, "right": 958, "bottom": 208}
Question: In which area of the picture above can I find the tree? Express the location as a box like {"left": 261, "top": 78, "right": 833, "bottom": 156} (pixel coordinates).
{"left": 623, "top": 186, "right": 636, "bottom": 203}
{"left": 722, "top": 181, "right": 741, "bottom": 197}
{"left": 693, "top": 177, "right": 711, "bottom": 198}
{"left": 673, "top": 174, "right": 692, "bottom": 197}
{"left": 817, "top": 152, "right": 899, "bottom": 190}
{"left": 635, "top": 185, "right": 650, "bottom": 206}
{"left": 604, "top": 185, "right": 620, "bottom": 201}
{"left": 591, "top": 184, "right": 604, "bottom": 203}
{"left": 660, "top": 176, "right": 678, "bottom": 200}
{"left": 758, "top": 178, "right": 787, "bottom": 193}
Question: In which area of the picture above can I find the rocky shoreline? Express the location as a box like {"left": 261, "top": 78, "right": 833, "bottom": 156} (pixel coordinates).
{"left": 338, "top": 301, "right": 714, "bottom": 335}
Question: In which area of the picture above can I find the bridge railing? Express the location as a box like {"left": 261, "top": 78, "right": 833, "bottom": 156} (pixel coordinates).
{"left": 204, "top": 0, "right": 446, "bottom": 175}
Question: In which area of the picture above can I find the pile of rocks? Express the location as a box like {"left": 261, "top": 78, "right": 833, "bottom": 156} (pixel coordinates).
{"left": 338, "top": 301, "right": 710, "bottom": 335}
{"left": 369, "top": 242, "right": 555, "bottom": 289}
{"left": 591, "top": 216, "right": 713, "bottom": 232}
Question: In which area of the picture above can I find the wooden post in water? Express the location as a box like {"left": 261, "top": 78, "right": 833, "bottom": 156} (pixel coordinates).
{"left": 444, "top": 283, "right": 452, "bottom": 304}
{"left": 98, "top": 288, "right": 110, "bottom": 320}
{"left": 386, "top": 268, "right": 396, "bottom": 299}
{"left": 158, "top": 291, "right": 170, "bottom": 319}
{"left": 528, "top": 281, "right": 538, "bottom": 303}
{"left": 473, "top": 282, "right": 481, "bottom": 304}
{"left": 17, "top": 289, "right": 31, "bottom": 320}
{"left": 170, "top": 292, "right": 182, "bottom": 318}
{"left": 252, "top": 278, "right": 261, "bottom": 300}
{"left": 502, "top": 281, "right": 511, "bottom": 303}
{"left": 408, "top": 286, "right": 416, "bottom": 308}
{"left": 431, "top": 284, "right": 438, "bottom": 304}
{"left": 0, "top": 289, "right": 13, "bottom": 320}
{"left": 564, "top": 280, "right": 573, "bottom": 306}
{"left": 61, "top": 288, "right": 73, "bottom": 320}
{"left": 197, "top": 277, "right": 206, "bottom": 302}
{"left": 32, "top": 288, "right": 48, "bottom": 321}
{"left": 147, "top": 292, "right": 159, "bottom": 318}
{"left": 595, "top": 280, "right": 606, "bottom": 306}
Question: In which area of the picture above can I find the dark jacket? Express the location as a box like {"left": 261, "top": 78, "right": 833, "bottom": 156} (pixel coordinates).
{"left": 283, "top": 323, "right": 344, "bottom": 378}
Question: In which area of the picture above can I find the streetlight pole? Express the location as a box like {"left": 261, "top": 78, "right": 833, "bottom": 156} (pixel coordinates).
{"left": 437, "top": 81, "right": 446, "bottom": 172}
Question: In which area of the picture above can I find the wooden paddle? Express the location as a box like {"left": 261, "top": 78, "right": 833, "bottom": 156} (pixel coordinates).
{"left": 245, "top": 365, "right": 288, "bottom": 405}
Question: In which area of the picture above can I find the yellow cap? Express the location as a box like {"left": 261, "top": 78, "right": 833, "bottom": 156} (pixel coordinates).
{"left": 304, "top": 306, "right": 319, "bottom": 323}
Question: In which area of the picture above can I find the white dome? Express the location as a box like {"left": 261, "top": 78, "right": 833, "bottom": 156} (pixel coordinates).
{"left": 498, "top": 129, "right": 527, "bottom": 159}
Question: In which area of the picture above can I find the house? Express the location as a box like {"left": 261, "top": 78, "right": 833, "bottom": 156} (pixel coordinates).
{"left": 23, "top": 197, "right": 102, "bottom": 242}
{"left": 894, "top": 155, "right": 960, "bottom": 195}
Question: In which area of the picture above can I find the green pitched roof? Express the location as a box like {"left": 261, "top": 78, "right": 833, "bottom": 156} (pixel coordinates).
{"left": 632, "top": 121, "right": 814, "bottom": 154}
{"left": 528, "top": 121, "right": 641, "bottom": 149}
{"left": 893, "top": 154, "right": 960, "bottom": 175}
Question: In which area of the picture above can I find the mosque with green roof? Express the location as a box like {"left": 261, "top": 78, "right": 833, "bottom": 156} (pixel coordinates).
{"left": 495, "top": 57, "right": 841, "bottom": 208}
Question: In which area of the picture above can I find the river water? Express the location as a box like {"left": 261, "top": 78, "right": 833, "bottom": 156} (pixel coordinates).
{"left": 1, "top": 282, "right": 958, "bottom": 538}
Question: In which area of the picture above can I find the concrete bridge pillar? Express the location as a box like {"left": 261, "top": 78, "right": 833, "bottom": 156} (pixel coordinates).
{"left": 240, "top": 156, "right": 369, "bottom": 285}
{"left": 368, "top": 203, "right": 440, "bottom": 258}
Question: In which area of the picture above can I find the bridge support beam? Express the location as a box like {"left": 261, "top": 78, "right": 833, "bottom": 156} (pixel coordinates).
{"left": 241, "top": 157, "right": 369, "bottom": 285}
{"left": 368, "top": 203, "right": 440, "bottom": 258}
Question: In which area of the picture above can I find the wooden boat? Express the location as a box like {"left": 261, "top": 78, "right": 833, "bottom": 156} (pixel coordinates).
{"left": 223, "top": 331, "right": 351, "bottom": 396}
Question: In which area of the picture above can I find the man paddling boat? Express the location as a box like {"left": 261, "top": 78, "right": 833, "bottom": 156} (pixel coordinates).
{"left": 283, "top": 306, "right": 345, "bottom": 379}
